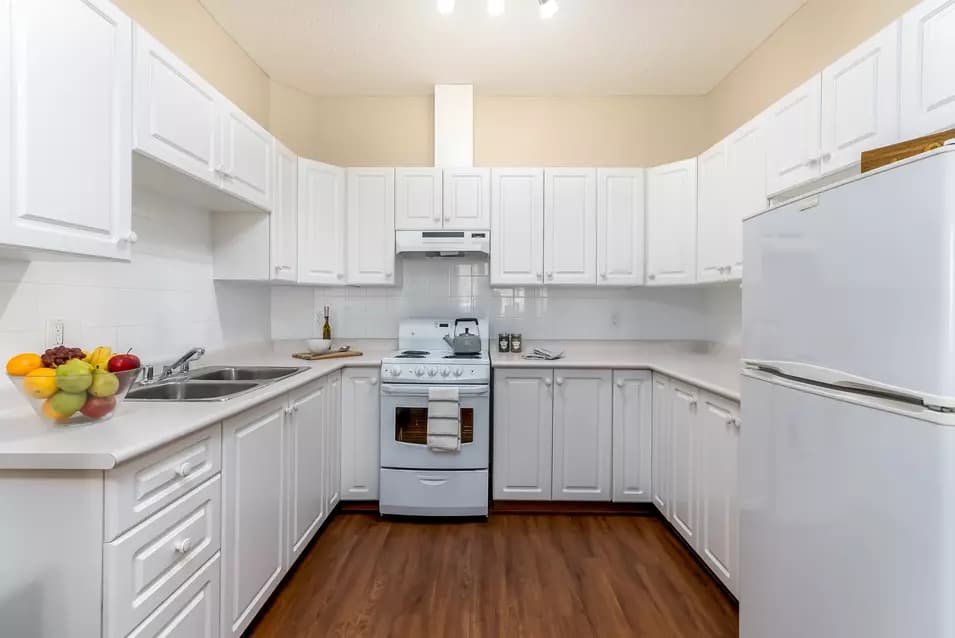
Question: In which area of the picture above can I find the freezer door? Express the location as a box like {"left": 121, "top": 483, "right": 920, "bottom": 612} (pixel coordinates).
{"left": 743, "top": 148, "right": 955, "bottom": 405}
{"left": 740, "top": 373, "right": 955, "bottom": 638}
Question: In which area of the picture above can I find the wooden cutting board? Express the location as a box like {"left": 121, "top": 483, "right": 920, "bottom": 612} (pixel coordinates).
{"left": 292, "top": 350, "right": 363, "bottom": 361}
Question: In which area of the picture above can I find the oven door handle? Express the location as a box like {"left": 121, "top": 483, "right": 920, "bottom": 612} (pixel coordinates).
{"left": 380, "top": 384, "right": 489, "bottom": 397}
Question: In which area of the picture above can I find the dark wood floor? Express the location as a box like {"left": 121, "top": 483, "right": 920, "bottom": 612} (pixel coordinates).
{"left": 247, "top": 513, "right": 738, "bottom": 638}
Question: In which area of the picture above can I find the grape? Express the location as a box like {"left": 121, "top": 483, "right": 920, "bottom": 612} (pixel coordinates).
{"left": 41, "top": 346, "right": 86, "bottom": 368}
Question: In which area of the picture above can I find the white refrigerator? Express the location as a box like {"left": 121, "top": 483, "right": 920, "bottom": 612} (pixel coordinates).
{"left": 741, "top": 146, "right": 955, "bottom": 638}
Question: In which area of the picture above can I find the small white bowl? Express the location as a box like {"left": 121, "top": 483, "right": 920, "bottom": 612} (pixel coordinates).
{"left": 306, "top": 339, "right": 332, "bottom": 354}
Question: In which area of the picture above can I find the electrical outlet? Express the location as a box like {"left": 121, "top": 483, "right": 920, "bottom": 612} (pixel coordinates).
{"left": 45, "top": 319, "right": 64, "bottom": 348}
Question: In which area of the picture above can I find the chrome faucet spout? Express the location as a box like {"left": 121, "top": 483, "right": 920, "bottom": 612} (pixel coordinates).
{"left": 164, "top": 347, "right": 206, "bottom": 376}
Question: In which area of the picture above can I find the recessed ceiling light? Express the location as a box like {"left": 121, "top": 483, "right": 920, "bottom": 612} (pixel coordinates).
{"left": 437, "top": 0, "right": 455, "bottom": 15}
{"left": 487, "top": 0, "right": 505, "bottom": 17}
{"left": 538, "top": 0, "right": 558, "bottom": 19}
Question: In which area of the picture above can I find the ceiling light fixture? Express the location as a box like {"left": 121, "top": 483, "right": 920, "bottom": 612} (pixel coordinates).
{"left": 437, "top": 0, "right": 455, "bottom": 15}
{"left": 538, "top": 0, "right": 558, "bottom": 19}
{"left": 487, "top": 0, "right": 505, "bottom": 17}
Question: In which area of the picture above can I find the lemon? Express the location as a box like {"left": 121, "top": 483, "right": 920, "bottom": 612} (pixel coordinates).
{"left": 23, "top": 368, "right": 57, "bottom": 399}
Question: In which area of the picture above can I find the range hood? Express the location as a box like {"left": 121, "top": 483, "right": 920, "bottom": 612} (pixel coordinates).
{"left": 396, "top": 230, "right": 489, "bottom": 257}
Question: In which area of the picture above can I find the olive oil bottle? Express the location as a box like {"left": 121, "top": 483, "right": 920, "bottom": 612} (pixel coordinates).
{"left": 322, "top": 306, "right": 332, "bottom": 340}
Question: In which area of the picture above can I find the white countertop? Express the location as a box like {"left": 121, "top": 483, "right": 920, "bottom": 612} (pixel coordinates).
{"left": 491, "top": 340, "right": 741, "bottom": 402}
{"left": 0, "top": 339, "right": 740, "bottom": 471}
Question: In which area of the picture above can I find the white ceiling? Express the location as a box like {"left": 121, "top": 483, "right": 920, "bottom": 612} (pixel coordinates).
{"left": 199, "top": 0, "right": 806, "bottom": 96}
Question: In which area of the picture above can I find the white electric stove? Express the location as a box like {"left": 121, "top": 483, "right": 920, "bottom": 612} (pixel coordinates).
{"left": 379, "top": 319, "right": 490, "bottom": 517}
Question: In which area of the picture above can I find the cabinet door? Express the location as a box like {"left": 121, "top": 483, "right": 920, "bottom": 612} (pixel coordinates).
{"left": 596, "top": 168, "right": 645, "bottom": 287}
{"left": 646, "top": 159, "right": 697, "bottom": 286}
{"left": 271, "top": 141, "right": 298, "bottom": 282}
{"left": 493, "top": 369, "right": 554, "bottom": 500}
{"left": 222, "top": 400, "right": 286, "bottom": 638}
{"left": 651, "top": 374, "right": 672, "bottom": 516}
{"left": 725, "top": 114, "right": 768, "bottom": 279}
{"left": 219, "top": 101, "right": 273, "bottom": 211}
{"left": 1, "top": 0, "right": 132, "bottom": 259}
{"left": 766, "top": 75, "right": 822, "bottom": 195}
{"left": 612, "top": 371, "right": 653, "bottom": 503}
{"left": 544, "top": 168, "right": 597, "bottom": 286}
{"left": 298, "top": 159, "right": 346, "bottom": 286}
{"left": 395, "top": 168, "right": 442, "bottom": 230}
{"left": 325, "top": 371, "right": 342, "bottom": 511}
{"left": 552, "top": 369, "right": 612, "bottom": 500}
{"left": 490, "top": 168, "right": 544, "bottom": 286}
{"left": 132, "top": 25, "right": 219, "bottom": 189}
{"left": 125, "top": 554, "right": 220, "bottom": 638}
{"left": 443, "top": 168, "right": 490, "bottom": 230}
{"left": 697, "top": 141, "right": 731, "bottom": 283}
{"left": 902, "top": 0, "right": 955, "bottom": 137}
{"left": 670, "top": 380, "right": 700, "bottom": 548}
{"left": 287, "top": 380, "right": 327, "bottom": 564}
{"left": 699, "top": 392, "right": 740, "bottom": 596}
{"left": 341, "top": 368, "right": 380, "bottom": 500}
{"left": 822, "top": 21, "right": 901, "bottom": 173}
{"left": 346, "top": 168, "right": 396, "bottom": 285}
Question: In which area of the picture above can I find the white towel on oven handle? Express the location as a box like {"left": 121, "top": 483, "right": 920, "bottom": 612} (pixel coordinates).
{"left": 427, "top": 387, "right": 460, "bottom": 452}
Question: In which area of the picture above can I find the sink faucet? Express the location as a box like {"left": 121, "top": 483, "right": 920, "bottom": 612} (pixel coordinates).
{"left": 163, "top": 347, "right": 206, "bottom": 377}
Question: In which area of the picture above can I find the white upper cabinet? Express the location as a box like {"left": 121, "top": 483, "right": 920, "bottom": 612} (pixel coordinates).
{"left": 901, "top": 0, "right": 955, "bottom": 137}
{"left": 298, "top": 159, "right": 345, "bottom": 286}
{"left": 346, "top": 168, "right": 396, "bottom": 285}
{"left": 766, "top": 75, "right": 822, "bottom": 195}
{"left": 697, "top": 140, "right": 731, "bottom": 283}
{"left": 1, "top": 0, "right": 133, "bottom": 260}
{"left": 271, "top": 141, "right": 298, "bottom": 282}
{"left": 551, "top": 369, "right": 612, "bottom": 501}
{"left": 544, "top": 168, "right": 597, "bottom": 286}
{"left": 646, "top": 159, "right": 698, "bottom": 286}
{"left": 612, "top": 371, "right": 653, "bottom": 503}
{"left": 821, "top": 21, "right": 901, "bottom": 173}
{"left": 218, "top": 100, "right": 273, "bottom": 211}
{"left": 596, "top": 169, "right": 645, "bottom": 287}
{"left": 443, "top": 168, "right": 490, "bottom": 229}
{"left": 395, "top": 168, "right": 442, "bottom": 230}
{"left": 490, "top": 168, "right": 545, "bottom": 286}
{"left": 725, "top": 113, "right": 768, "bottom": 278}
{"left": 132, "top": 26, "right": 218, "bottom": 189}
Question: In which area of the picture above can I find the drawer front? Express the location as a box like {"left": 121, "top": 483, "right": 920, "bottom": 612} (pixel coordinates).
{"left": 379, "top": 468, "right": 488, "bottom": 516}
{"left": 106, "top": 425, "right": 222, "bottom": 540}
{"left": 127, "top": 553, "right": 220, "bottom": 638}
{"left": 104, "top": 476, "right": 221, "bottom": 638}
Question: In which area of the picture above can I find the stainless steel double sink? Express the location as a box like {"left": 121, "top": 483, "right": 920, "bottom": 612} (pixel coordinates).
{"left": 126, "top": 366, "right": 308, "bottom": 402}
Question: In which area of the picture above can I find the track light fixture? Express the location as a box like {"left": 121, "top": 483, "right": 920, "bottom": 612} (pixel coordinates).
{"left": 437, "top": 0, "right": 557, "bottom": 19}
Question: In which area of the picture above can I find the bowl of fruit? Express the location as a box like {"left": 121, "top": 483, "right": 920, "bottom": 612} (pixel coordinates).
{"left": 5, "top": 346, "right": 142, "bottom": 426}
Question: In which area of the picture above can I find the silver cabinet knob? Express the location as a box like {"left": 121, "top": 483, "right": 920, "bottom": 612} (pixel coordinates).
{"left": 543, "top": 377, "right": 552, "bottom": 387}
{"left": 547, "top": 272, "right": 554, "bottom": 280}
{"left": 601, "top": 273, "right": 608, "bottom": 279}
{"left": 174, "top": 537, "right": 193, "bottom": 554}
{"left": 385, "top": 272, "right": 393, "bottom": 279}
{"left": 337, "top": 273, "right": 344, "bottom": 280}
{"left": 616, "top": 379, "right": 624, "bottom": 388}
{"left": 648, "top": 274, "right": 656, "bottom": 281}
{"left": 370, "top": 377, "right": 379, "bottom": 386}
{"left": 555, "top": 377, "right": 564, "bottom": 386}
{"left": 175, "top": 462, "right": 192, "bottom": 478}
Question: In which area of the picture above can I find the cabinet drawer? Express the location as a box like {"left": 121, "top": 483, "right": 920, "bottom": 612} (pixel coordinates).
{"left": 104, "top": 476, "right": 221, "bottom": 638}
{"left": 106, "top": 425, "right": 222, "bottom": 540}
{"left": 127, "top": 553, "right": 220, "bottom": 638}
{"left": 380, "top": 468, "right": 488, "bottom": 516}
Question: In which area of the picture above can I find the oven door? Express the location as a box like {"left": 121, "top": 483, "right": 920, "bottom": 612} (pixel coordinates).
{"left": 380, "top": 383, "right": 490, "bottom": 470}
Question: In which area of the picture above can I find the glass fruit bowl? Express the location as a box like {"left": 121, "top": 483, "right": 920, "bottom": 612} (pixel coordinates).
{"left": 7, "top": 366, "right": 141, "bottom": 426}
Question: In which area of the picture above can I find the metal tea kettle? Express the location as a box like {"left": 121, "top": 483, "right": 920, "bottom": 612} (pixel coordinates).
{"left": 443, "top": 318, "right": 482, "bottom": 354}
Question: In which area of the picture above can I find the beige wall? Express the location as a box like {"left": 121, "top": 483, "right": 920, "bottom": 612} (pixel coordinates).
{"left": 704, "top": 0, "right": 921, "bottom": 146}
{"left": 114, "top": 0, "right": 271, "bottom": 128}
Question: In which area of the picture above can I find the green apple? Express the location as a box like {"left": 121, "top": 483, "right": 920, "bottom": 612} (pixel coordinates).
{"left": 49, "top": 390, "right": 87, "bottom": 417}
{"left": 56, "top": 359, "right": 93, "bottom": 393}
{"left": 89, "top": 369, "right": 119, "bottom": 397}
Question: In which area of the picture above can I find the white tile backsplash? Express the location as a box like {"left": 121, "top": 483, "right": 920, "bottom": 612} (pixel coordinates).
{"left": 0, "top": 190, "right": 271, "bottom": 364}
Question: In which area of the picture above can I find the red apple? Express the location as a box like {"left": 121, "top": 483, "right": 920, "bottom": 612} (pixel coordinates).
{"left": 80, "top": 395, "right": 116, "bottom": 419}
{"left": 108, "top": 351, "right": 140, "bottom": 373}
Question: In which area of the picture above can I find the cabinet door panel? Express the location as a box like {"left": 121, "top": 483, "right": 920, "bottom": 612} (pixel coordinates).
{"left": 697, "top": 141, "right": 730, "bottom": 283}
{"left": 597, "top": 169, "right": 645, "bottom": 286}
{"left": 670, "top": 380, "right": 700, "bottom": 548}
{"left": 3, "top": 0, "right": 132, "bottom": 259}
{"left": 287, "top": 381, "right": 326, "bottom": 564}
{"left": 651, "top": 374, "right": 672, "bottom": 516}
{"left": 346, "top": 168, "right": 396, "bottom": 285}
{"left": 766, "top": 75, "right": 822, "bottom": 195}
{"left": 612, "top": 371, "right": 652, "bottom": 502}
{"left": 552, "top": 369, "right": 612, "bottom": 500}
{"left": 220, "top": 104, "right": 272, "bottom": 211}
{"left": 646, "top": 159, "right": 697, "bottom": 285}
{"left": 271, "top": 141, "right": 298, "bottom": 281}
{"left": 490, "top": 168, "right": 544, "bottom": 286}
{"left": 395, "top": 168, "right": 442, "bottom": 230}
{"left": 699, "top": 392, "right": 740, "bottom": 595}
{"left": 544, "top": 169, "right": 597, "bottom": 286}
{"left": 326, "top": 371, "right": 342, "bottom": 511}
{"left": 341, "top": 369, "right": 381, "bottom": 500}
{"left": 901, "top": 0, "right": 955, "bottom": 137}
{"left": 298, "top": 160, "right": 346, "bottom": 285}
{"left": 822, "top": 21, "right": 901, "bottom": 173}
{"left": 725, "top": 115, "right": 768, "bottom": 279}
{"left": 493, "top": 370, "right": 553, "bottom": 500}
{"left": 444, "top": 168, "right": 490, "bottom": 230}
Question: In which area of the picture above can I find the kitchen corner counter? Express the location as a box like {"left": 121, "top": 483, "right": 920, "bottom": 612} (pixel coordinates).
{"left": 0, "top": 340, "right": 393, "bottom": 471}
{"left": 491, "top": 340, "right": 741, "bottom": 401}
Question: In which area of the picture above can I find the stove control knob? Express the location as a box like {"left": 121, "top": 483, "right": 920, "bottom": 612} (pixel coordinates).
{"left": 415, "top": 366, "right": 425, "bottom": 377}
{"left": 441, "top": 368, "right": 451, "bottom": 377}
{"left": 428, "top": 367, "right": 437, "bottom": 377}
{"left": 391, "top": 366, "right": 402, "bottom": 376}
{"left": 454, "top": 368, "right": 464, "bottom": 377}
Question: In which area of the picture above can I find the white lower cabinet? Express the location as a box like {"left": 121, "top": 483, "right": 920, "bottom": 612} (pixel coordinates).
{"left": 326, "top": 371, "right": 343, "bottom": 511}
{"left": 126, "top": 554, "right": 221, "bottom": 638}
{"left": 341, "top": 368, "right": 381, "bottom": 500}
{"left": 670, "top": 380, "right": 700, "bottom": 548}
{"left": 612, "top": 371, "right": 653, "bottom": 503}
{"left": 286, "top": 380, "right": 328, "bottom": 565}
{"left": 650, "top": 374, "right": 672, "bottom": 515}
{"left": 493, "top": 369, "right": 554, "bottom": 500}
{"left": 221, "top": 399, "right": 286, "bottom": 638}
{"left": 552, "top": 369, "right": 612, "bottom": 500}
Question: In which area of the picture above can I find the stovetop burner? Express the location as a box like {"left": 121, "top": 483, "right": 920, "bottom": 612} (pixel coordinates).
{"left": 395, "top": 350, "right": 429, "bottom": 359}
{"left": 444, "top": 353, "right": 482, "bottom": 359}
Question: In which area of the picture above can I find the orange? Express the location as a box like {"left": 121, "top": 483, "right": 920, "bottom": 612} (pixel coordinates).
{"left": 6, "top": 353, "right": 43, "bottom": 376}
{"left": 23, "top": 368, "right": 57, "bottom": 399}
{"left": 41, "top": 398, "right": 71, "bottom": 423}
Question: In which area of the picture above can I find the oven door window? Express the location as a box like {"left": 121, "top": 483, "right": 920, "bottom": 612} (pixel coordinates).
{"left": 394, "top": 407, "right": 474, "bottom": 445}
